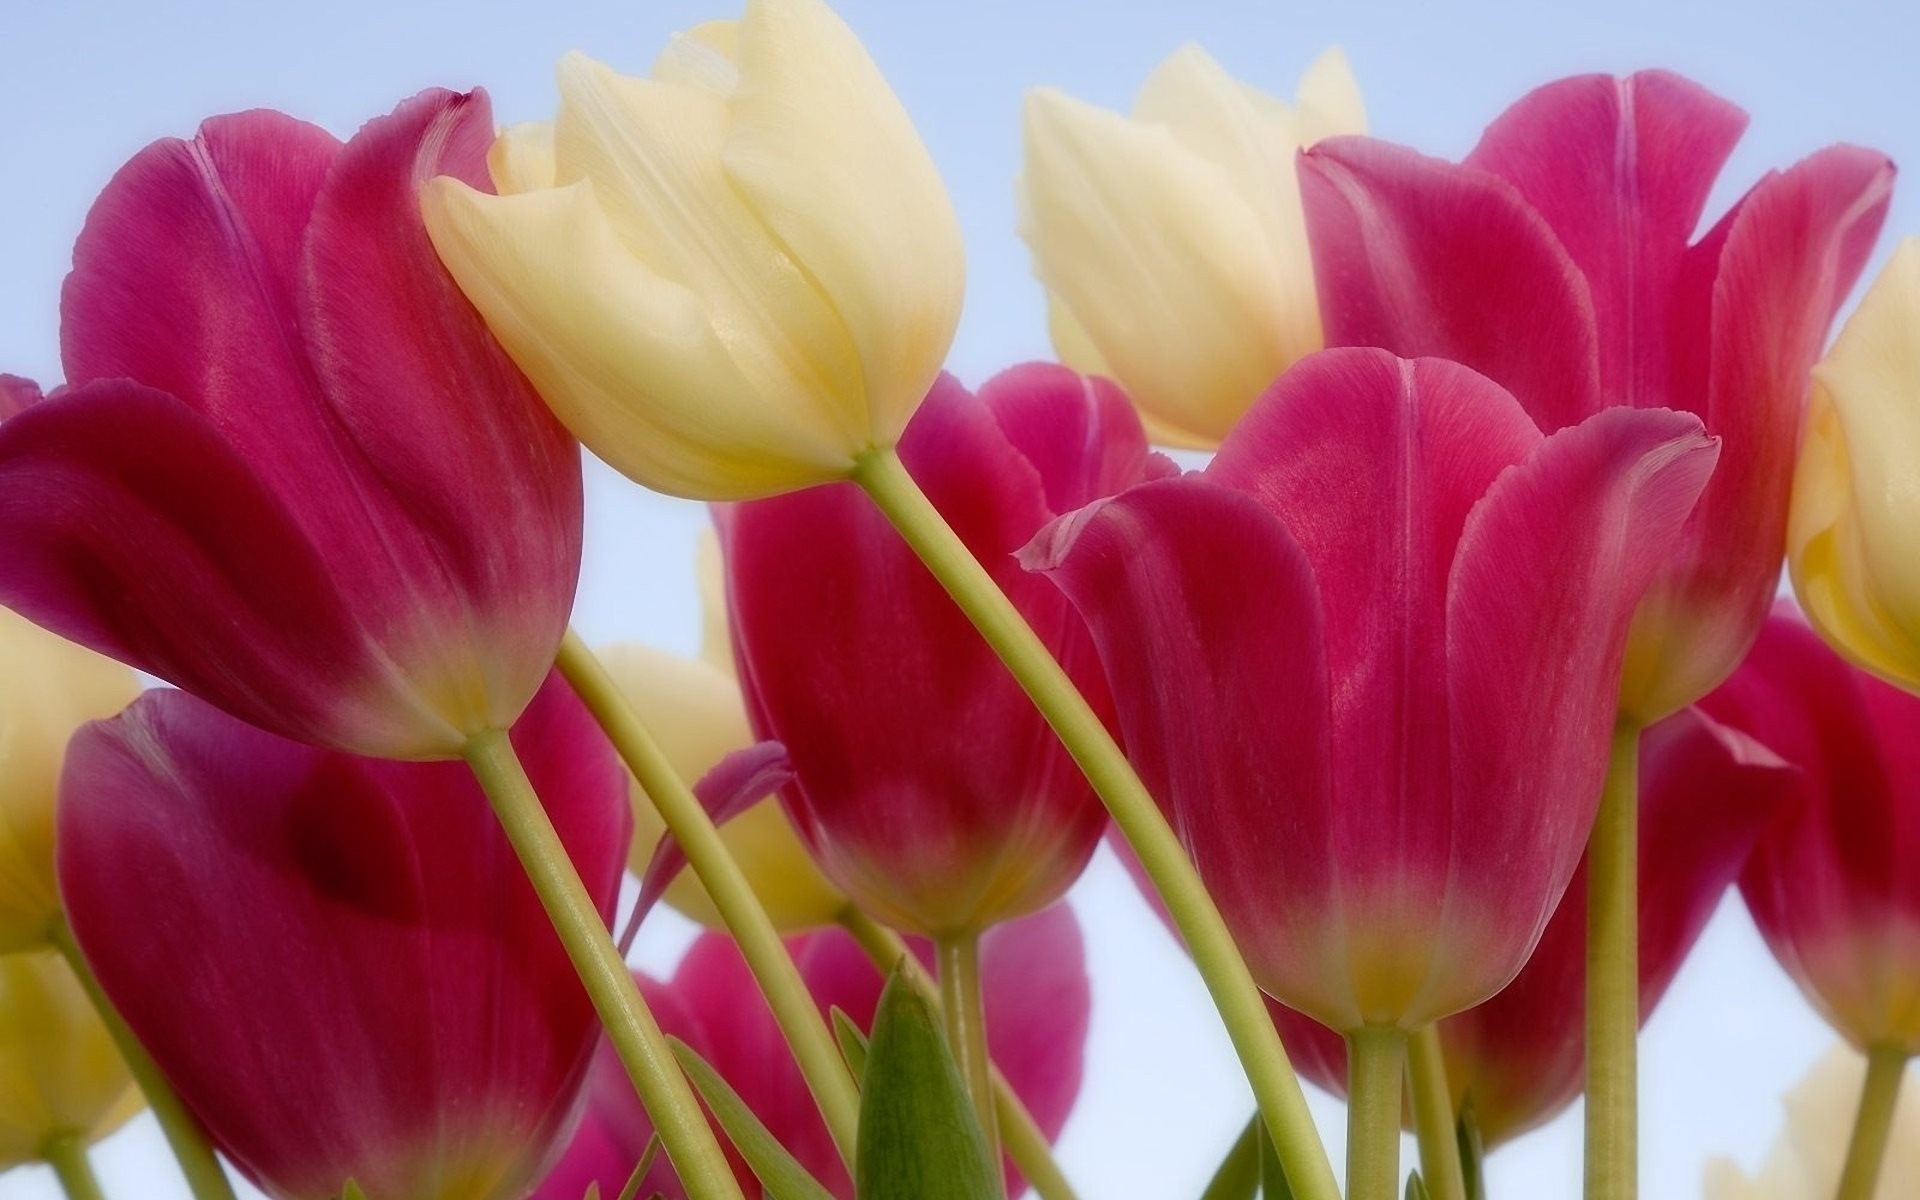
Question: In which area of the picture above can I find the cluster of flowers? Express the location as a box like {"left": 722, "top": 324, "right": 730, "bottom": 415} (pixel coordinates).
{"left": 1, "top": 1, "right": 1918, "bottom": 1198}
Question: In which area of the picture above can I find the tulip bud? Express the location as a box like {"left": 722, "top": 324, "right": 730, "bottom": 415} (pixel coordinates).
{"left": 1790, "top": 237, "right": 1920, "bottom": 694}
{"left": 0, "top": 609, "right": 138, "bottom": 953}
{"left": 423, "top": 0, "right": 965, "bottom": 501}
{"left": 1705, "top": 1044, "right": 1920, "bottom": 1200}
{"left": 1019, "top": 46, "right": 1362, "bottom": 448}
{"left": 0, "top": 950, "right": 140, "bottom": 1172}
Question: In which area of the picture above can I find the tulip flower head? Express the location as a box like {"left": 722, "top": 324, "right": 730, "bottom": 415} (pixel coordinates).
{"left": 0, "top": 609, "right": 138, "bottom": 952}
{"left": 0, "top": 90, "right": 582, "bottom": 761}
{"left": 536, "top": 905, "right": 1090, "bottom": 1199}
{"left": 56, "top": 676, "right": 628, "bottom": 1200}
{"left": 1028, "top": 347, "right": 1718, "bottom": 1032}
{"left": 1706, "top": 1044, "right": 1920, "bottom": 1200}
{"left": 423, "top": 0, "right": 965, "bottom": 501}
{"left": 0, "top": 950, "right": 140, "bottom": 1172}
{"left": 1790, "top": 236, "right": 1920, "bottom": 694}
{"left": 1701, "top": 607, "right": 1920, "bottom": 1056}
{"left": 1301, "top": 71, "right": 1893, "bottom": 723}
{"left": 722, "top": 364, "right": 1165, "bottom": 937}
{"left": 1020, "top": 45, "right": 1363, "bottom": 448}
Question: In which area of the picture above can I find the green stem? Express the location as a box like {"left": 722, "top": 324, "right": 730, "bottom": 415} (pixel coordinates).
{"left": 556, "top": 632, "right": 862, "bottom": 1166}
{"left": 48, "top": 918, "right": 234, "bottom": 1200}
{"left": 837, "top": 909, "right": 1077, "bottom": 1200}
{"left": 1837, "top": 1044, "right": 1908, "bottom": 1200}
{"left": 1407, "top": 1026, "right": 1465, "bottom": 1200}
{"left": 1346, "top": 1028, "right": 1406, "bottom": 1200}
{"left": 462, "top": 730, "right": 742, "bottom": 1200}
{"left": 42, "top": 1136, "right": 105, "bottom": 1200}
{"left": 1585, "top": 724, "right": 1640, "bottom": 1200}
{"left": 935, "top": 931, "right": 1003, "bottom": 1195}
{"left": 852, "top": 448, "right": 1339, "bottom": 1200}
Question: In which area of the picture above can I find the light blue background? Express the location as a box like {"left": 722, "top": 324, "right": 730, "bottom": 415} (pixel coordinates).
{"left": 2, "top": 1, "right": 1914, "bottom": 1196}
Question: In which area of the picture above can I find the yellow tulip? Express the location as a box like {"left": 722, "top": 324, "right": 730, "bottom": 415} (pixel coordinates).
{"left": 0, "top": 949, "right": 140, "bottom": 1170}
{"left": 0, "top": 610, "right": 139, "bottom": 953}
{"left": 423, "top": 0, "right": 965, "bottom": 501}
{"left": 1704, "top": 1044, "right": 1919, "bottom": 1199}
{"left": 598, "top": 535, "right": 846, "bottom": 930}
{"left": 1790, "top": 237, "right": 1920, "bottom": 693}
{"left": 1019, "top": 45, "right": 1364, "bottom": 449}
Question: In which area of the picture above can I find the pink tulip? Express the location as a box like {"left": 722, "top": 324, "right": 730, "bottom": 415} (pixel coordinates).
{"left": 1300, "top": 71, "right": 1893, "bottom": 722}
{"left": 1698, "top": 607, "right": 1920, "bottom": 1055}
{"left": 0, "top": 88, "right": 580, "bottom": 761}
{"left": 535, "top": 905, "right": 1090, "bottom": 1199}
{"left": 57, "top": 675, "right": 628, "bottom": 1200}
{"left": 1257, "top": 706, "right": 1790, "bottom": 1144}
{"left": 1026, "top": 347, "right": 1717, "bottom": 1032}
{"left": 719, "top": 364, "right": 1168, "bottom": 936}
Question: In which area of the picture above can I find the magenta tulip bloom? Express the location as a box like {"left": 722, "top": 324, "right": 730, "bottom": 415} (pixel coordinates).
{"left": 535, "top": 905, "right": 1090, "bottom": 1199}
{"left": 1260, "top": 706, "right": 1789, "bottom": 1143}
{"left": 57, "top": 675, "right": 628, "bottom": 1200}
{"left": 0, "top": 88, "right": 580, "bottom": 761}
{"left": 1698, "top": 607, "right": 1920, "bottom": 1055}
{"left": 1300, "top": 71, "right": 1893, "bottom": 722}
{"left": 1027, "top": 347, "right": 1716, "bottom": 1032}
{"left": 720, "top": 364, "right": 1166, "bottom": 936}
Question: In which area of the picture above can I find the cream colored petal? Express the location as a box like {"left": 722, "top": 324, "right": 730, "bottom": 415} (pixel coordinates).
{"left": 1020, "top": 86, "right": 1296, "bottom": 447}
{"left": 423, "top": 177, "right": 855, "bottom": 499}
{"left": 1790, "top": 238, "right": 1920, "bottom": 691}
{"left": 0, "top": 951, "right": 140, "bottom": 1168}
{"left": 597, "top": 644, "right": 845, "bottom": 931}
{"left": 552, "top": 52, "right": 866, "bottom": 452}
{"left": 650, "top": 20, "right": 741, "bottom": 93}
{"left": 0, "top": 612, "right": 139, "bottom": 953}
{"left": 693, "top": 528, "right": 735, "bottom": 679}
{"left": 722, "top": 0, "right": 965, "bottom": 449}
{"left": 1293, "top": 45, "right": 1367, "bottom": 142}
{"left": 488, "top": 121, "right": 556, "bottom": 195}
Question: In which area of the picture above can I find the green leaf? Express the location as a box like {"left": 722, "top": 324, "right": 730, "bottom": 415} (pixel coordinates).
{"left": 1197, "top": 1115, "right": 1260, "bottom": 1199}
{"left": 831, "top": 1005, "right": 870, "bottom": 1081}
{"left": 671, "top": 1036, "right": 838, "bottom": 1200}
{"left": 854, "top": 962, "right": 1001, "bottom": 1200}
{"left": 1255, "top": 1120, "right": 1294, "bottom": 1199}
{"left": 617, "top": 1134, "right": 661, "bottom": 1200}
{"left": 582, "top": 1186, "right": 600, "bottom": 1200}
{"left": 1456, "top": 1103, "right": 1487, "bottom": 1200}
{"left": 1404, "top": 1172, "right": 1432, "bottom": 1200}
{"left": 342, "top": 1183, "right": 369, "bottom": 1200}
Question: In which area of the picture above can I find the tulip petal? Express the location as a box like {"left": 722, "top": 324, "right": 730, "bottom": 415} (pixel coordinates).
{"left": 0, "top": 383, "right": 450, "bottom": 758}
{"left": 1299, "top": 136, "right": 1604, "bottom": 432}
{"left": 0, "top": 951, "right": 140, "bottom": 1169}
{"left": 0, "top": 375, "right": 41, "bottom": 420}
{"left": 57, "top": 676, "right": 626, "bottom": 1200}
{"left": 977, "top": 362, "right": 1177, "bottom": 514}
{"left": 632, "top": 740, "right": 795, "bottom": 935}
{"left": 724, "top": 0, "right": 964, "bottom": 447}
{"left": 1427, "top": 405, "right": 1718, "bottom": 1020}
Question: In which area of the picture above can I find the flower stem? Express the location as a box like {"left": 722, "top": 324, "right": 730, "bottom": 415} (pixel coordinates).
{"left": 838, "top": 907, "right": 1077, "bottom": 1200}
{"left": 852, "top": 447, "right": 1339, "bottom": 1200}
{"left": 48, "top": 918, "right": 234, "bottom": 1200}
{"left": 1837, "top": 1044, "right": 1908, "bottom": 1200}
{"left": 462, "top": 729, "right": 742, "bottom": 1200}
{"left": 42, "top": 1136, "right": 105, "bottom": 1200}
{"left": 556, "top": 631, "right": 862, "bottom": 1167}
{"left": 1585, "top": 722, "right": 1641, "bottom": 1200}
{"left": 1347, "top": 1027, "right": 1406, "bottom": 1200}
{"left": 1407, "top": 1025, "right": 1465, "bottom": 1200}
{"left": 935, "top": 930, "right": 1003, "bottom": 1195}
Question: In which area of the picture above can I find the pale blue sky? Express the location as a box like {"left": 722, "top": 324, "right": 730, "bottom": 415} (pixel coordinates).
{"left": 2, "top": 1, "right": 1915, "bottom": 1197}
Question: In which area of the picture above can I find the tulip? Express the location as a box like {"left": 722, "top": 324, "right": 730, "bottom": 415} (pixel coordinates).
{"left": 1299, "top": 70, "right": 1892, "bottom": 724}
{"left": 0, "top": 89, "right": 580, "bottom": 763}
{"left": 1253, "top": 705, "right": 1790, "bottom": 1146}
{"left": 720, "top": 364, "right": 1161, "bottom": 939}
{"left": 422, "top": 0, "right": 964, "bottom": 501}
{"left": 1789, "top": 237, "right": 1920, "bottom": 694}
{"left": 0, "top": 950, "right": 140, "bottom": 1175}
{"left": 1706, "top": 1044, "right": 1920, "bottom": 1200}
{"left": 598, "top": 538, "right": 845, "bottom": 932}
{"left": 536, "top": 904, "right": 1090, "bottom": 1200}
{"left": 55, "top": 675, "right": 628, "bottom": 1200}
{"left": 0, "top": 609, "right": 138, "bottom": 952}
{"left": 1020, "top": 45, "right": 1363, "bottom": 448}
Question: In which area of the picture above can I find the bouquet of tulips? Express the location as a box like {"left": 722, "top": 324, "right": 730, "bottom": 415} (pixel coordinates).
{"left": 3, "top": 2, "right": 1917, "bottom": 1197}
